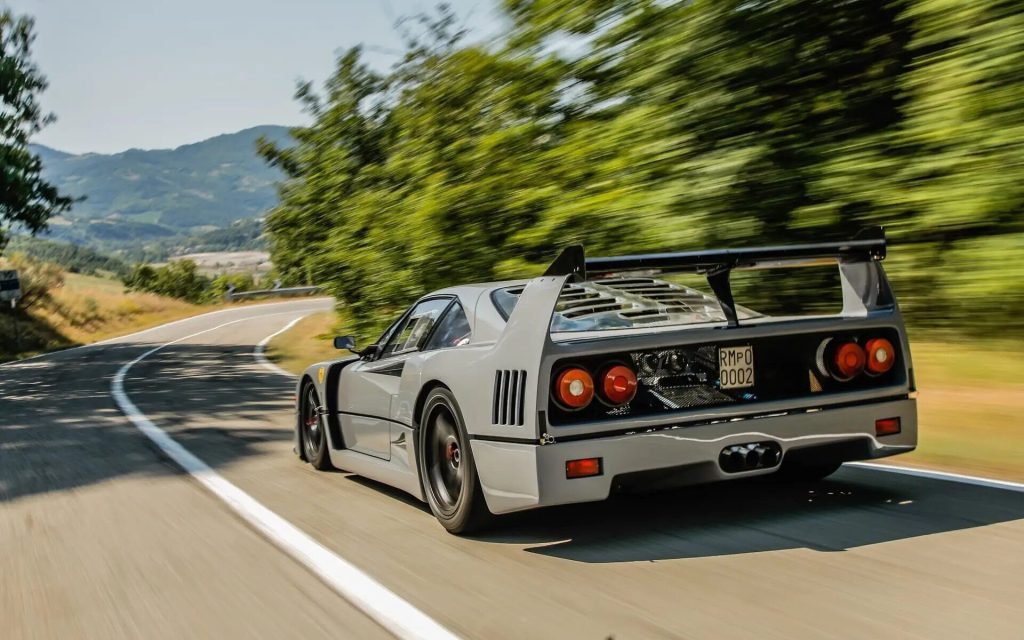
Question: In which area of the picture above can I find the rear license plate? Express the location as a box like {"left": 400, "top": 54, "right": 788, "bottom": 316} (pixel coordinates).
{"left": 719, "top": 345, "right": 754, "bottom": 389}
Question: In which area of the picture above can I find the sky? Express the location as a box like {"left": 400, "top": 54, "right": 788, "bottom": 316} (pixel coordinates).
{"left": 3, "top": 0, "right": 501, "bottom": 154}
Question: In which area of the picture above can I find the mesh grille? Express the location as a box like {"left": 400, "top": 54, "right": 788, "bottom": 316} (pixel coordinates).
{"left": 654, "top": 385, "right": 734, "bottom": 409}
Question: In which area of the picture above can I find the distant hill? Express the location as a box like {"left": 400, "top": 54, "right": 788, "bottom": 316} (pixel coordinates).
{"left": 31, "top": 125, "right": 290, "bottom": 246}
{"left": 5, "top": 235, "right": 131, "bottom": 277}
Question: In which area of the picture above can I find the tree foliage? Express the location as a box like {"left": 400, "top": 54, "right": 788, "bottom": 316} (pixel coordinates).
{"left": 122, "top": 260, "right": 267, "bottom": 304}
{"left": 5, "top": 235, "right": 130, "bottom": 277}
{"left": 262, "top": 1, "right": 1024, "bottom": 337}
{"left": 0, "top": 10, "right": 72, "bottom": 253}
{"left": 123, "top": 261, "right": 211, "bottom": 304}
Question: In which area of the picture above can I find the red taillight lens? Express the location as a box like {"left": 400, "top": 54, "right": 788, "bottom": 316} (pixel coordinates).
{"left": 555, "top": 367, "right": 594, "bottom": 410}
{"left": 566, "top": 457, "right": 602, "bottom": 478}
{"left": 875, "top": 417, "right": 901, "bottom": 436}
{"left": 601, "top": 364, "right": 637, "bottom": 405}
{"left": 864, "top": 338, "right": 896, "bottom": 375}
{"left": 833, "top": 342, "right": 866, "bottom": 380}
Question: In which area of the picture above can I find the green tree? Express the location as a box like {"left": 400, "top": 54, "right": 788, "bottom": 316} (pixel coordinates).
{"left": 0, "top": 10, "right": 73, "bottom": 253}
{"left": 123, "top": 260, "right": 211, "bottom": 303}
{"left": 263, "top": 1, "right": 1024, "bottom": 335}
{"left": 259, "top": 8, "right": 567, "bottom": 335}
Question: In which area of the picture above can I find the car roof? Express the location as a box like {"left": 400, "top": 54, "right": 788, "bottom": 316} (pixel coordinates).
{"left": 428, "top": 279, "right": 527, "bottom": 299}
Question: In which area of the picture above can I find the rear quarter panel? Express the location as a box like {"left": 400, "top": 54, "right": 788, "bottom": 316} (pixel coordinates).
{"left": 394, "top": 276, "right": 571, "bottom": 442}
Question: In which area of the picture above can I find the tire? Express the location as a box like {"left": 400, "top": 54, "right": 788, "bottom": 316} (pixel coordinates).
{"left": 416, "top": 387, "right": 492, "bottom": 534}
{"left": 775, "top": 460, "right": 841, "bottom": 482}
{"left": 300, "top": 382, "right": 333, "bottom": 471}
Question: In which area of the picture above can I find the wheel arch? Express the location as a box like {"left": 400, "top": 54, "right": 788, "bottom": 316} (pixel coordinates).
{"left": 297, "top": 356, "right": 359, "bottom": 453}
{"left": 414, "top": 379, "right": 452, "bottom": 427}
{"left": 296, "top": 374, "right": 316, "bottom": 461}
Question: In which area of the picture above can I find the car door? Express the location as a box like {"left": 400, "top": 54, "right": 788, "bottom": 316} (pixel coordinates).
{"left": 338, "top": 297, "right": 453, "bottom": 460}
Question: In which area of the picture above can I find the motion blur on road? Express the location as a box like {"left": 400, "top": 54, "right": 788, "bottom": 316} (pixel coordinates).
{"left": 1, "top": 300, "right": 1021, "bottom": 639}
{"left": 2, "top": 0, "right": 1023, "bottom": 638}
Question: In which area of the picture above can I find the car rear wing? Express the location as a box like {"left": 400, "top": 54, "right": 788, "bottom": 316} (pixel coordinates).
{"left": 542, "top": 226, "right": 895, "bottom": 326}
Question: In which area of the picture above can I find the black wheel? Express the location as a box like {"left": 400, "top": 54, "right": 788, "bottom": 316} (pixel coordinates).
{"left": 300, "top": 383, "right": 333, "bottom": 470}
{"left": 417, "top": 387, "right": 492, "bottom": 534}
{"left": 775, "top": 460, "right": 841, "bottom": 482}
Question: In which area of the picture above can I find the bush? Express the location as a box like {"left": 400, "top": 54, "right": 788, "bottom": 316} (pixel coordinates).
{"left": 123, "top": 260, "right": 210, "bottom": 303}
{"left": 210, "top": 272, "right": 256, "bottom": 299}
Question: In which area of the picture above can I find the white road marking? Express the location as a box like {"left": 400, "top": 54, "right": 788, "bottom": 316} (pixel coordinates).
{"left": 254, "top": 316, "right": 305, "bottom": 378}
{"left": 111, "top": 311, "right": 459, "bottom": 640}
{"left": 849, "top": 462, "right": 1024, "bottom": 493}
{"left": 36, "top": 298, "right": 1017, "bottom": 635}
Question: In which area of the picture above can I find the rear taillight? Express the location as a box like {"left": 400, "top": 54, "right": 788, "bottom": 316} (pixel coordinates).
{"left": 865, "top": 338, "right": 896, "bottom": 375}
{"left": 817, "top": 336, "right": 897, "bottom": 382}
{"left": 566, "top": 457, "right": 602, "bottom": 478}
{"left": 601, "top": 364, "right": 637, "bottom": 405}
{"left": 832, "top": 342, "right": 866, "bottom": 380}
{"left": 875, "top": 417, "right": 901, "bottom": 436}
{"left": 555, "top": 367, "right": 594, "bottom": 410}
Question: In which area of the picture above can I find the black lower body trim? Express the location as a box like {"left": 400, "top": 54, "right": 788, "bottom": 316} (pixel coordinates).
{"left": 469, "top": 434, "right": 538, "bottom": 445}
{"left": 551, "top": 394, "right": 911, "bottom": 444}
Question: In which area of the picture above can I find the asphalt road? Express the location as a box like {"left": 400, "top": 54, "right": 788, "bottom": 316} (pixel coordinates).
{"left": 2, "top": 300, "right": 1022, "bottom": 639}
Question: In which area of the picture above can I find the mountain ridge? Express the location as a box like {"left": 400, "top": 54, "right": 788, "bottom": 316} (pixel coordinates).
{"left": 31, "top": 124, "right": 290, "bottom": 160}
{"left": 31, "top": 125, "right": 291, "bottom": 247}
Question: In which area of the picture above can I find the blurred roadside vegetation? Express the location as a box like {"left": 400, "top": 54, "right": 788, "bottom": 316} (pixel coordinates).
{"left": 123, "top": 260, "right": 269, "bottom": 304}
{"left": 258, "top": 0, "right": 1023, "bottom": 339}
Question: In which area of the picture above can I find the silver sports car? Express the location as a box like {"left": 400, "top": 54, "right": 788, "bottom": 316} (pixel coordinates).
{"left": 295, "top": 228, "right": 917, "bottom": 533}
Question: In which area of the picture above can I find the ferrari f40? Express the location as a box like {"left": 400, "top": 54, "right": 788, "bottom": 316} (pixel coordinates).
{"left": 295, "top": 228, "right": 917, "bottom": 533}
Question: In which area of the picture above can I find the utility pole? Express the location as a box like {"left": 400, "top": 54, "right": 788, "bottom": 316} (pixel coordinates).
{"left": 11, "top": 298, "right": 20, "bottom": 354}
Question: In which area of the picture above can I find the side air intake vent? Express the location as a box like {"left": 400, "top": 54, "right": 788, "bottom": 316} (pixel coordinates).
{"left": 493, "top": 370, "right": 527, "bottom": 426}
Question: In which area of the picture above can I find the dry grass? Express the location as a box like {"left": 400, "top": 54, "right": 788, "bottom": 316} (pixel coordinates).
{"left": 879, "top": 341, "right": 1024, "bottom": 482}
{"left": 1, "top": 273, "right": 245, "bottom": 361}
{"left": 33, "top": 273, "right": 197, "bottom": 344}
{"left": 269, "top": 317, "right": 1024, "bottom": 482}
{"left": 0, "top": 270, "right": 326, "bottom": 362}
{"left": 32, "top": 273, "right": 206, "bottom": 345}
{"left": 264, "top": 311, "right": 342, "bottom": 374}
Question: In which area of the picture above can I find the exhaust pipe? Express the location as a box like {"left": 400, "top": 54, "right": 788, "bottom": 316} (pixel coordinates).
{"left": 743, "top": 447, "right": 761, "bottom": 470}
{"left": 719, "top": 441, "right": 783, "bottom": 473}
{"left": 729, "top": 449, "right": 746, "bottom": 471}
{"left": 759, "top": 446, "right": 780, "bottom": 467}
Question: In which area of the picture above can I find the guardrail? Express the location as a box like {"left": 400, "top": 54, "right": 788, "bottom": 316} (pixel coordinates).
{"left": 225, "top": 283, "right": 321, "bottom": 301}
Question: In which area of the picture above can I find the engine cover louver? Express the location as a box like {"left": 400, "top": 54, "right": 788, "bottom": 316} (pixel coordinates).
{"left": 492, "top": 369, "right": 527, "bottom": 426}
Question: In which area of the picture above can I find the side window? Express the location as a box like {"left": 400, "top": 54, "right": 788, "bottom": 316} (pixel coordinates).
{"left": 378, "top": 298, "right": 451, "bottom": 359}
{"left": 424, "top": 303, "right": 471, "bottom": 351}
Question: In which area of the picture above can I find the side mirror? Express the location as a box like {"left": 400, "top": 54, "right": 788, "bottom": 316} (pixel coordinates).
{"left": 333, "top": 335, "right": 357, "bottom": 352}
{"left": 333, "top": 336, "right": 380, "bottom": 360}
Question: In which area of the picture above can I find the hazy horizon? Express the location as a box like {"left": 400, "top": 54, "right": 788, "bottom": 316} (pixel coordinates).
{"left": 3, "top": 0, "right": 499, "bottom": 155}
{"left": 32, "top": 123, "right": 291, "bottom": 155}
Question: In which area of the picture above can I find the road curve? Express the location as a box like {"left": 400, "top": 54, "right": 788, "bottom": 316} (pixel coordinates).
{"left": 2, "top": 300, "right": 1023, "bottom": 639}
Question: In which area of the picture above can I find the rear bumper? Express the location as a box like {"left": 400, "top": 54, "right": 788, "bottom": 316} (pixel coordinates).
{"left": 471, "top": 397, "right": 916, "bottom": 515}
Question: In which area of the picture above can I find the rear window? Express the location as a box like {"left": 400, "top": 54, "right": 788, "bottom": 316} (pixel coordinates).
{"left": 491, "top": 277, "right": 761, "bottom": 332}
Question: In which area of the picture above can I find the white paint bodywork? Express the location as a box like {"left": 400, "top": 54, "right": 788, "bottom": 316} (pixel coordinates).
{"left": 297, "top": 262, "right": 918, "bottom": 515}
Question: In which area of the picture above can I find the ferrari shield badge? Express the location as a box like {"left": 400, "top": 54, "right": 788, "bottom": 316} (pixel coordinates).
{"left": 317, "top": 366, "right": 326, "bottom": 384}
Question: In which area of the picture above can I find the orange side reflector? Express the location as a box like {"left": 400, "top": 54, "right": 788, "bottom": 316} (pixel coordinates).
{"left": 566, "top": 457, "right": 602, "bottom": 479}
{"left": 875, "top": 417, "right": 901, "bottom": 436}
